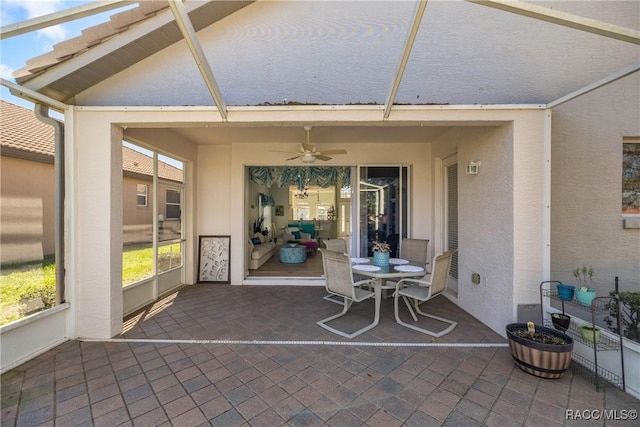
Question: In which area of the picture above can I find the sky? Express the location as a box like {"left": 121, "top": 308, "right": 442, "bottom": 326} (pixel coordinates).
{"left": 0, "top": 0, "right": 134, "bottom": 111}
{"left": 1, "top": 1, "right": 184, "bottom": 168}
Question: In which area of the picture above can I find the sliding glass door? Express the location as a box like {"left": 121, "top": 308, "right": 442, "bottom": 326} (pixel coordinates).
{"left": 358, "top": 166, "right": 408, "bottom": 257}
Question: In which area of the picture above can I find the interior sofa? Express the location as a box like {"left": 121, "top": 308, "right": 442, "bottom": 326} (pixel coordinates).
{"left": 248, "top": 232, "right": 276, "bottom": 269}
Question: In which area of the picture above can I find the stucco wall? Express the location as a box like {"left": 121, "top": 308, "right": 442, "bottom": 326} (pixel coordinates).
{"left": 551, "top": 74, "right": 640, "bottom": 294}
{"left": 430, "top": 112, "right": 547, "bottom": 335}
{"left": 0, "top": 157, "right": 55, "bottom": 263}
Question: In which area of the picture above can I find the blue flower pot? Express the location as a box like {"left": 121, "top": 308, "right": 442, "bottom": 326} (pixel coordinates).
{"left": 576, "top": 289, "right": 596, "bottom": 306}
{"left": 556, "top": 283, "right": 575, "bottom": 302}
{"left": 373, "top": 251, "right": 389, "bottom": 267}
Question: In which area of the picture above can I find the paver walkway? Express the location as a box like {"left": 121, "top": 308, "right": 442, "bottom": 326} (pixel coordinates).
{"left": 2, "top": 284, "right": 638, "bottom": 426}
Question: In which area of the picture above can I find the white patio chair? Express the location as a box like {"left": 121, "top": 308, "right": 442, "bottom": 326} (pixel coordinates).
{"left": 382, "top": 238, "right": 429, "bottom": 298}
{"left": 323, "top": 238, "right": 348, "bottom": 254}
{"left": 322, "top": 238, "right": 350, "bottom": 305}
{"left": 317, "top": 249, "right": 377, "bottom": 339}
{"left": 393, "top": 250, "right": 458, "bottom": 337}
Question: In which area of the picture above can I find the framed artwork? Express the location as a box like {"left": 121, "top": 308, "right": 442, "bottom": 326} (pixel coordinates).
{"left": 198, "top": 235, "right": 231, "bottom": 283}
{"left": 275, "top": 205, "right": 284, "bottom": 216}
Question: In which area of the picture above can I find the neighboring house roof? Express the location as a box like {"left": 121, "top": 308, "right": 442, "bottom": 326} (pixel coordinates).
{"left": 0, "top": 100, "right": 183, "bottom": 183}
{"left": 1, "top": 100, "right": 55, "bottom": 160}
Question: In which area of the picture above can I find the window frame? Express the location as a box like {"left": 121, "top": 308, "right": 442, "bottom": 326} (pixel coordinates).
{"left": 136, "top": 184, "right": 148, "bottom": 207}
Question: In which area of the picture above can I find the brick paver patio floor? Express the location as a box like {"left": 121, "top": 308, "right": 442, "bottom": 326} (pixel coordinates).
{"left": 2, "top": 284, "right": 638, "bottom": 426}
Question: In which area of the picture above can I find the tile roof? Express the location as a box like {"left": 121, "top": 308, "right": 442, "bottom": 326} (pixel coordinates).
{"left": 14, "top": 1, "right": 170, "bottom": 84}
{"left": 12, "top": 1, "right": 254, "bottom": 103}
{"left": 1, "top": 100, "right": 55, "bottom": 157}
{"left": 1, "top": 100, "right": 183, "bottom": 182}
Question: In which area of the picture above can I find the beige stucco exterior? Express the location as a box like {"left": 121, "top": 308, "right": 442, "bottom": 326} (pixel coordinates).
{"left": 0, "top": 156, "right": 56, "bottom": 263}
{"left": 61, "top": 105, "right": 549, "bottom": 338}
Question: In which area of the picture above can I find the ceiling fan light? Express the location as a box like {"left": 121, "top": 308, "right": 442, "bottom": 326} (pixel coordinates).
{"left": 301, "top": 154, "right": 316, "bottom": 163}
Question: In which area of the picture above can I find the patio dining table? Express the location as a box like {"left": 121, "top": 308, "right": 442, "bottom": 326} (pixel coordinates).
{"left": 350, "top": 257, "right": 428, "bottom": 330}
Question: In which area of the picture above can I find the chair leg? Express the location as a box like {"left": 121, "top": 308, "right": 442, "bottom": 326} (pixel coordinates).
{"left": 317, "top": 299, "right": 377, "bottom": 339}
{"left": 323, "top": 294, "right": 346, "bottom": 305}
{"left": 394, "top": 295, "right": 457, "bottom": 338}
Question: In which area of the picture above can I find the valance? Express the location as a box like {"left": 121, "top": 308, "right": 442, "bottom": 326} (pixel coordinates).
{"left": 249, "top": 166, "right": 351, "bottom": 190}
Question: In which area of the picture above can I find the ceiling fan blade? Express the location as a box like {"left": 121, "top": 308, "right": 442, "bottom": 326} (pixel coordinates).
{"left": 319, "top": 149, "right": 347, "bottom": 155}
{"left": 286, "top": 154, "right": 303, "bottom": 161}
{"left": 302, "top": 142, "right": 314, "bottom": 152}
{"left": 315, "top": 155, "right": 332, "bottom": 161}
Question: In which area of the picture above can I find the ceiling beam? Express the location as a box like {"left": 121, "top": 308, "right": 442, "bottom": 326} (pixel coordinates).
{"left": 467, "top": 0, "right": 640, "bottom": 45}
{"left": 547, "top": 62, "right": 640, "bottom": 108}
{"left": 167, "top": 0, "right": 228, "bottom": 121}
{"left": 0, "top": 0, "right": 136, "bottom": 40}
{"left": 383, "top": 0, "right": 429, "bottom": 119}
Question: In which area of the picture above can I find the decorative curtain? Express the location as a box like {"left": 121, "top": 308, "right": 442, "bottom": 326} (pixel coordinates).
{"left": 249, "top": 166, "right": 351, "bottom": 190}
{"left": 258, "top": 193, "right": 275, "bottom": 207}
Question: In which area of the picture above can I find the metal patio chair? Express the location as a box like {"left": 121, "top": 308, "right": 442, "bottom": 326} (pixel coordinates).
{"left": 317, "top": 249, "right": 377, "bottom": 339}
{"left": 393, "top": 250, "right": 458, "bottom": 337}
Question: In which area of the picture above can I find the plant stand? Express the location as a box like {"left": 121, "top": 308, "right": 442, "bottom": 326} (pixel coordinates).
{"left": 539, "top": 281, "right": 626, "bottom": 392}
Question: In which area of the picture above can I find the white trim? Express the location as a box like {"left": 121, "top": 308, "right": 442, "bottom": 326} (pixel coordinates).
{"left": 1, "top": 78, "right": 68, "bottom": 112}
{"left": 542, "top": 110, "right": 552, "bottom": 280}
{"left": 467, "top": 0, "right": 640, "bottom": 45}
{"left": 547, "top": 63, "right": 640, "bottom": 108}
{"left": 0, "top": 0, "right": 134, "bottom": 40}
{"left": 168, "top": 0, "right": 228, "bottom": 120}
{"left": 383, "top": 0, "right": 428, "bottom": 119}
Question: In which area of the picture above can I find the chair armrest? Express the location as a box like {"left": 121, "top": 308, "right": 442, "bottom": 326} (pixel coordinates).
{"left": 354, "top": 278, "right": 378, "bottom": 288}
{"left": 395, "top": 278, "right": 432, "bottom": 289}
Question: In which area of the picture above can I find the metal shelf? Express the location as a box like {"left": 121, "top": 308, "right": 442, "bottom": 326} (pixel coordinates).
{"left": 539, "top": 281, "right": 625, "bottom": 392}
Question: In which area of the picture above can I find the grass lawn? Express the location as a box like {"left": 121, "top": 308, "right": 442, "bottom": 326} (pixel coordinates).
{"left": 1, "top": 243, "right": 181, "bottom": 325}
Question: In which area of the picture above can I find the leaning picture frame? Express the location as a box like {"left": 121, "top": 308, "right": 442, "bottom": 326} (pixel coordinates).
{"left": 198, "top": 235, "right": 231, "bottom": 283}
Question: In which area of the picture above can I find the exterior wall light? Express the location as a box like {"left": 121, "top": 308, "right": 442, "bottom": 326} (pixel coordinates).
{"left": 466, "top": 160, "right": 481, "bottom": 175}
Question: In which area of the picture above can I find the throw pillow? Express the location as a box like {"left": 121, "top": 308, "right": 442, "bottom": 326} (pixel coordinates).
{"left": 292, "top": 231, "right": 301, "bottom": 239}
{"left": 251, "top": 237, "right": 262, "bottom": 245}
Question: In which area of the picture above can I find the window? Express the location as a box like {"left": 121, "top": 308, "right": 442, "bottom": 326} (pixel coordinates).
{"left": 622, "top": 139, "right": 640, "bottom": 214}
{"left": 137, "top": 184, "right": 148, "bottom": 207}
{"left": 166, "top": 189, "right": 181, "bottom": 219}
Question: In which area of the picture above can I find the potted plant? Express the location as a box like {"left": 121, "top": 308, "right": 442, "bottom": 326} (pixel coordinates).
{"left": 551, "top": 313, "right": 571, "bottom": 332}
{"left": 578, "top": 323, "right": 601, "bottom": 343}
{"left": 604, "top": 290, "right": 640, "bottom": 344}
{"left": 556, "top": 283, "right": 575, "bottom": 301}
{"left": 506, "top": 322, "right": 573, "bottom": 379}
{"left": 573, "top": 265, "right": 596, "bottom": 306}
{"left": 372, "top": 241, "right": 391, "bottom": 266}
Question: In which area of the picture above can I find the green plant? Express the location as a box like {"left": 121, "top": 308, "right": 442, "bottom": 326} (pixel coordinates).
{"left": 604, "top": 291, "right": 640, "bottom": 343}
{"left": 372, "top": 241, "right": 391, "bottom": 253}
{"left": 572, "top": 264, "right": 594, "bottom": 288}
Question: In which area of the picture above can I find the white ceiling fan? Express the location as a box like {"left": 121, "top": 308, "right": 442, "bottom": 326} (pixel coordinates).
{"left": 277, "top": 126, "right": 347, "bottom": 163}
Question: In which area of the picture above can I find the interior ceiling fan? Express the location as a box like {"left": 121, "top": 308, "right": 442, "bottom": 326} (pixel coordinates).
{"left": 278, "top": 126, "right": 347, "bottom": 163}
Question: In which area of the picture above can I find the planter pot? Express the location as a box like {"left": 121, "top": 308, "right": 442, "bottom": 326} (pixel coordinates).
{"left": 551, "top": 314, "right": 571, "bottom": 332}
{"left": 373, "top": 251, "right": 390, "bottom": 267}
{"left": 576, "top": 288, "right": 596, "bottom": 306}
{"left": 579, "top": 324, "right": 601, "bottom": 343}
{"left": 556, "top": 283, "right": 575, "bottom": 302}
{"left": 506, "top": 323, "right": 574, "bottom": 379}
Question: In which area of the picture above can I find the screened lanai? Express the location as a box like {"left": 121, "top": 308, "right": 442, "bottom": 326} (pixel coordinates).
{"left": 1, "top": 1, "right": 639, "bottom": 401}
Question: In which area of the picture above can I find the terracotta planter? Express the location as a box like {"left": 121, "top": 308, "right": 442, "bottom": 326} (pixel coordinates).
{"left": 506, "top": 323, "right": 574, "bottom": 379}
